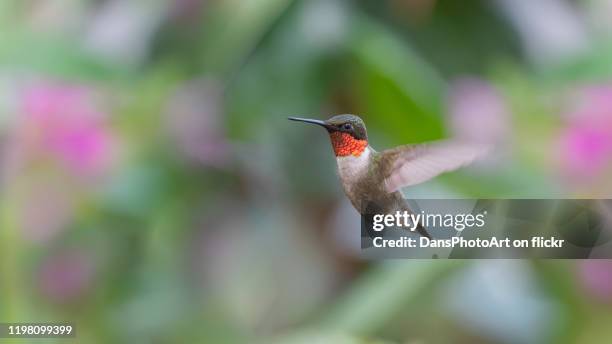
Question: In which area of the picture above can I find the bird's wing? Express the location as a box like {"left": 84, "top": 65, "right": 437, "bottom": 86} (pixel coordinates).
{"left": 382, "top": 140, "right": 490, "bottom": 193}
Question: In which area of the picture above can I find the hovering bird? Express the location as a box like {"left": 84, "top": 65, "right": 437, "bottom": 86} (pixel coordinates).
{"left": 289, "top": 114, "right": 489, "bottom": 238}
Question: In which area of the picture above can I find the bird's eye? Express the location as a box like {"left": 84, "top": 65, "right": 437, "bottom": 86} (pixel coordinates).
{"left": 343, "top": 123, "right": 352, "bottom": 130}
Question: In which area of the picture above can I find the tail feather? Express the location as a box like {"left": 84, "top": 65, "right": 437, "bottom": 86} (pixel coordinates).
{"left": 416, "top": 221, "right": 432, "bottom": 239}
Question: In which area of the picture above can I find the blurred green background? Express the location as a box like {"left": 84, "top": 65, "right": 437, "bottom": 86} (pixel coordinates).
{"left": 1, "top": 0, "right": 612, "bottom": 343}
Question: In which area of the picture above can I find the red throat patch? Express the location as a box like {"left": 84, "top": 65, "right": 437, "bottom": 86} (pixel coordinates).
{"left": 329, "top": 132, "right": 368, "bottom": 157}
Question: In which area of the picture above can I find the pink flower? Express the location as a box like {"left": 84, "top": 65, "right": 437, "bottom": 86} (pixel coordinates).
{"left": 37, "top": 249, "right": 96, "bottom": 304}
{"left": 578, "top": 260, "right": 612, "bottom": 302}
{"left": 3, "top": 82, "right": 116, "bottom": 244}
{"left": 558, "top": 85, "right": 612, "bottom": 178}
{"left": 448, "top": 78, "right": 511, "bottom": 145}
{"left": 559, "top": 126, "right": 612, "bottom": 175}
{"left": 19, "top": 82, "right": 113, "bottom": 175}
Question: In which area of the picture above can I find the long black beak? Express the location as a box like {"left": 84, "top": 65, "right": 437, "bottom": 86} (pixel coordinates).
{"left": 288, "top": 117, "right": 329, "bottom": 129}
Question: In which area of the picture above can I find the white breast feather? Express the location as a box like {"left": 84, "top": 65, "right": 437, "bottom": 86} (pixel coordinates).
{"left": 336, "top": 147, "right": 370, "bottom": 186}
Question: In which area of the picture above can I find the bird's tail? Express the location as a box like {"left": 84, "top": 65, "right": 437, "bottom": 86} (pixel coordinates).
{"left": 399, "top": 202, "right": 432, "bottom": 239}
{"left": 416, "top": 221, "right": 432, "bottom": 239}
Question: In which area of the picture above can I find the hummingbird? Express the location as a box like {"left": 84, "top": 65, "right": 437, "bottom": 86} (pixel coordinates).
{"left": 289, "top": 114, "right": 489, "bottom": 238}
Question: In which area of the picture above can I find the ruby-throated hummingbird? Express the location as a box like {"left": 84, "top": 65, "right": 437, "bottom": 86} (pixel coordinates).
{"left": 289, "top": 114, "right": 489, "bottom": 238}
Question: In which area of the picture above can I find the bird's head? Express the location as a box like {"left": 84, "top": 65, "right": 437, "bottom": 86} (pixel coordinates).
{"left": 289, "top": 114, "right": 368, "bottom": 157}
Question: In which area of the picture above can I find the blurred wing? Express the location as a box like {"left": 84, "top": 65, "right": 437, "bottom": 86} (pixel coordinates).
{"left": 384, "top": 141, "right": 490, "bottom": 193}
